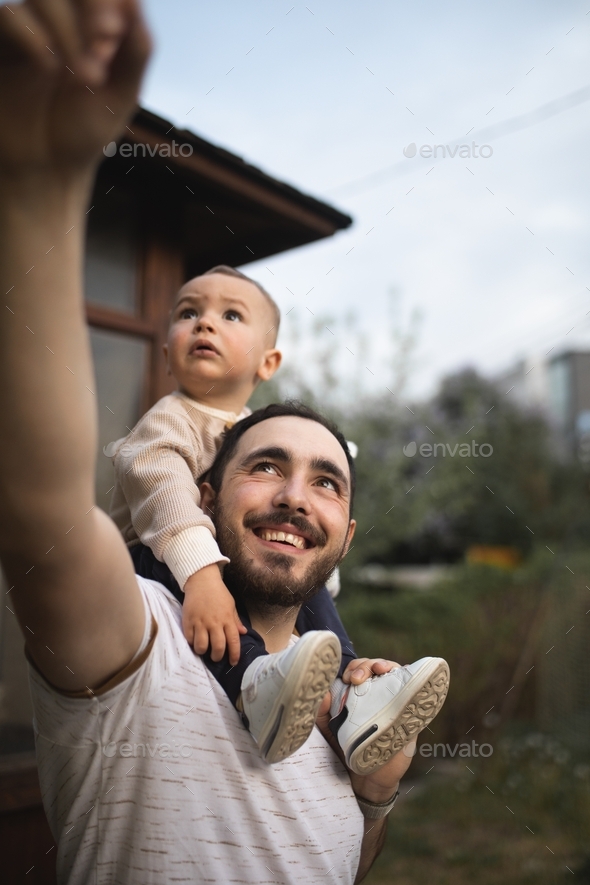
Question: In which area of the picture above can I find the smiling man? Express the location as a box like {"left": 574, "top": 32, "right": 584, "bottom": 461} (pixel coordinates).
{"left": 0, "top": 1, "right": 415, "bottom": 883}
{"left": 29, "top": 403, "right": 414, "bottom": 884}
{"left": 205, "top": 408, "right": 355, "bottom": 617}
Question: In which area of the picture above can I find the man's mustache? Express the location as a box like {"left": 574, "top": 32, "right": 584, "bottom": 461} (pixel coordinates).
{"left": 243, "top": 511, "right": 327, "bottom": 548}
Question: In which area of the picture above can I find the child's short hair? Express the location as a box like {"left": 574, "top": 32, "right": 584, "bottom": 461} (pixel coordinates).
{"left": 204, "top": 265, "right": 280, "bottom": 346}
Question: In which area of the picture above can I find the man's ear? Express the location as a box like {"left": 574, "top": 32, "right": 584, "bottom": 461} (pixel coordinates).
{"left": 199, "top": 481, "right": 217, "bottom": 519}
{"left": 341, "top": 519, "right": 356, "bottom": 557}
{"left": 256, "top": 348, "right": 282, "bottom": 383}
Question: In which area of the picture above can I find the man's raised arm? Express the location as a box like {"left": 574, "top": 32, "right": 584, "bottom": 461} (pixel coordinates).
{"left": 0, "top": 0, "right": 151, "bottom": 691}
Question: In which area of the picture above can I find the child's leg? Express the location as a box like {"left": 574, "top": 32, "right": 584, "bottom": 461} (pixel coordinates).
{"left": 295, "top": 585, "right": 356, "bottom": 676}
{"left": 129, "top": 543, "right": 267, "bottom": 708}
{"left": 330, "top": 656, "right": 450, "bottom": 777}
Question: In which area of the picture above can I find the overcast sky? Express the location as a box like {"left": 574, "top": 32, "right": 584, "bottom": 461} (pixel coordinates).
{"left": 140, "top": 0, "right": 590, "bottom": 399}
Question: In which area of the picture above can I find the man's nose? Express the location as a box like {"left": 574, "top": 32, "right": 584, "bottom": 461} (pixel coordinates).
{"left": 272, "top": 477, "right": 311, "bottom": 514}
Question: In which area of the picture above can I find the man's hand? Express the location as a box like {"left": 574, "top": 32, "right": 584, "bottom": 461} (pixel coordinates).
{"left": 316, "top": 657, "right": 414, "bottom": 883}
{"left": 182, "top": 565, "right": 247, "bottom": 665}
{"left": 317, "top": 656, "right": 414, "bottom": 786}
{"left": 342, "top": 656, "right": 397, "bottom": 685}
{"left": 340, "top": 656, "right": 416, "bottom": 791}
{"left": 0, "top": 0, "right": 153, "bottom": 692}
{"left": 348, "top": 725, "right": 414, "bottom": 885}
{"left": 0, "top": 0, "right": 151, "bottom": 180}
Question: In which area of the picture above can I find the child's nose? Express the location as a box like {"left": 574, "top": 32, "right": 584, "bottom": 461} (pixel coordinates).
{"left": 195, "top": 314, "right": 216, "bottom": 333}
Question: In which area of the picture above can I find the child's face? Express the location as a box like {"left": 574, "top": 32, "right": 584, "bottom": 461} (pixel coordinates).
{"left": 164, "top": 273, "right": 281, "bottom": 408}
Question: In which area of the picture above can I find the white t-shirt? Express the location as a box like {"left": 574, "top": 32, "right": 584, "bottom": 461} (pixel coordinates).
{"left": 28, "top": 577, "right": 363, "bottom": 884}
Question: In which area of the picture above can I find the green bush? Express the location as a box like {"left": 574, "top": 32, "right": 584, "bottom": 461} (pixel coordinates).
{"left": 337, "top": 551, "right": 589, "bottom": 747}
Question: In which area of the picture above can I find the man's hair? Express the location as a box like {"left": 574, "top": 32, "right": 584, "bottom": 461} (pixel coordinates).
{"left": 207, "top": 401, "right": 356, "bottom": 513}
{"left": 204, "top": 265, "right": 280, "bottom": 346}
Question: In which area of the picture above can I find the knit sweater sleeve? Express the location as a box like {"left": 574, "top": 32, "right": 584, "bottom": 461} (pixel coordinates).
{"left": 112, "top": 407, "right": 228, "bottom": 589}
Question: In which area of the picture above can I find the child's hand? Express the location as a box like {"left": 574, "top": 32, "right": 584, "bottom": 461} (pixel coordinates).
{"left": 182, "top": 564, "right": 247, "bottom": 665}
{"left": 342, "top": 657, "right": 398, "bottom": 686}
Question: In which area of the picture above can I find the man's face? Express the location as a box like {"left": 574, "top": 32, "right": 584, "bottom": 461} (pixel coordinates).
{"left": 206, "top": 416, "right": 356, "bottom": 610}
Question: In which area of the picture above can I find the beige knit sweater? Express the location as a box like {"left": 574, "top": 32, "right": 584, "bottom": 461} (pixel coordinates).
{"left": 107, "top": 391, "right": 250, "bottom": 590}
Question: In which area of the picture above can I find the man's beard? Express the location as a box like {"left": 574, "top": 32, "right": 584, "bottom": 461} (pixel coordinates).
{"left": 215, "top": 503, "right": 346, "bottom": 612}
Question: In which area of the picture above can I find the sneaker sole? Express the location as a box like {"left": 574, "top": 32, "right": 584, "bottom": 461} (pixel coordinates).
{"left": 347, "top": 658, "right": 450, "bottom": 776}
{"left": 260, "top": 632, "right": 342, "bottom": 764}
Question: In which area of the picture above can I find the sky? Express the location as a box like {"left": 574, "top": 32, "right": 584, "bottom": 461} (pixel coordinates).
{"left": 140, "top": 0, "right": 590, "bottom": 399}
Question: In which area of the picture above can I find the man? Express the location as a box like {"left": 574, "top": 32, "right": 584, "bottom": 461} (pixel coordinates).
{"left": 0, "top": 1, "right": 413, "bottom": 882}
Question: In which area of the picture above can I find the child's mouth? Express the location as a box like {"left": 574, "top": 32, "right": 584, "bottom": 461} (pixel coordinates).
{"left": 190, "top": 339, "right": 219, "bottom": 356}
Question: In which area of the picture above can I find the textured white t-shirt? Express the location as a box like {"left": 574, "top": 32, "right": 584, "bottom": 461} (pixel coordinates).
{"left": 28, "top": 577, "right": 363, "bottom": 884}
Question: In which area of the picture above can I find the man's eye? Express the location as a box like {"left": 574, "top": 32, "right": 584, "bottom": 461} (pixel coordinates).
{"left": 224, "top": 310, "right": 242, "bottom": 322}
{"left": 316, "top": 477, "right": 337, "bottom": 491}
{"left": 180, "top": 308, "right": 198, "bottom": 320}
{"left": 254, "top": 462, "right": 277, "bottom": 475}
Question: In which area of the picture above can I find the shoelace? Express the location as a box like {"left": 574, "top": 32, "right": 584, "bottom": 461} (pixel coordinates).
{"left": 250, "top": 652, "right": 283, "bottom": 687}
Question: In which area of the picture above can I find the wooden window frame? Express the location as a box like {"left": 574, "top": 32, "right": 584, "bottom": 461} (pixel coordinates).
{"left": 85, "top": 225, "right": 183, "bottom": 414}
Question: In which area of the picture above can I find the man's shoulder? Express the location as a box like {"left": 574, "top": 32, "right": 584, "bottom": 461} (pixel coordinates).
{"left": 30, "top": 576, "right": 188, "bottom": 684}
{"left": 134, "top": 578, "right": 216, "bottom": 689}
{"left": 135, "top": 575, "right": 193, "bottom": 658}
{"left": 27, "top": 576, "right": 207, "bottom": 726}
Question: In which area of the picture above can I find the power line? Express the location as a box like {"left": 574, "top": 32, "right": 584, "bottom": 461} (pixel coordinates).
{"left": 328, "top": 85, "right": 590, "bottom": 199}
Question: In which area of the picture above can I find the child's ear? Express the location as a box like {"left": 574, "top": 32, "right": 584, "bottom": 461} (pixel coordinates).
{"left": 256, "top": 349, "right": 282, "bottom": 382}
{"left": 162, "top": 343, "right": 172, "bottom": 375}
{"left": 199, "top": 481, "right": 217, "bottom": 518}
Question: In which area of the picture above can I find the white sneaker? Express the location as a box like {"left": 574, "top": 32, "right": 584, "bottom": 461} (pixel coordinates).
{"left": 329, "top": 657, "right": 450, "bottom": 775}
{"left": 241, "top": 631, "right": 341, "bottom": 764}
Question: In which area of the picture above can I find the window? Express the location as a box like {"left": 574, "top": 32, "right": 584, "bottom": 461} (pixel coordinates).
{"left": 83, "top": 183, "right": 156, "bottom": 508}
{"left": 85, "top": 189, "right": 139, "bottom": 314}
{"left": 91, "top": 329, "right": 149, "bottom": 505}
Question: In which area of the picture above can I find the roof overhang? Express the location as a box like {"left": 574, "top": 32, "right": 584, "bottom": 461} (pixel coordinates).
{"left": 94, "top": 106, "right": 352, "bottom": 277}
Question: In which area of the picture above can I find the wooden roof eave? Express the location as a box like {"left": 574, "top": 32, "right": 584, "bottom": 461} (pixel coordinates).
{"left": 126, "top": 122, "right": 348, "bottom": 238}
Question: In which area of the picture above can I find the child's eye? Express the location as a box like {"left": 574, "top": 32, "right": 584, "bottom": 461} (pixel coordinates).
{"left": 224, "top": 310, "right": 242, "bottom": 322}
{"left": 180, "top": 308, "right": 198, "bottom": 320}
